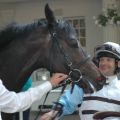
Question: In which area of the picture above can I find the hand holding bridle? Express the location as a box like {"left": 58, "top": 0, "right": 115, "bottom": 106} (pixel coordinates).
{"left": 38, "top": 110, "right": 58, "bottom": 120}
{"left": 50, "top": 73, "right": 68, "bottom": 87}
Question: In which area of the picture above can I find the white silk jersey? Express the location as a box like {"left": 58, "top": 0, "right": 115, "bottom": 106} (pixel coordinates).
{"left": 79, "top": 75, "right": 120, "bottom": 120}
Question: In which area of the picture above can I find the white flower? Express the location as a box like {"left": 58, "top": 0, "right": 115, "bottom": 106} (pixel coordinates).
{"left": 95, "top": 20, "right": 98, "bottom": 25}
{"left": 111, "top": 17, "right": 114, "bottom": 21}
{"left": 104, "top": 12, "right": 108, "bottom": 17}
{"left": 93, "top": 7, "right": 120, "bottom": 27}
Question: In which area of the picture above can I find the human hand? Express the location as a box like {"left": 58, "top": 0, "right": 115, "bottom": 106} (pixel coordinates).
{"left": 50, "top": 73, "right": 68, "bottom": 87}
{"left": 39, "top": 111, "right": 58, "bottom": 120}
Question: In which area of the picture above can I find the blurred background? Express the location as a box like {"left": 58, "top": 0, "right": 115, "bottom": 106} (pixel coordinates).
{"left": 0, "top": 0, "right": 120, "bottom": 119}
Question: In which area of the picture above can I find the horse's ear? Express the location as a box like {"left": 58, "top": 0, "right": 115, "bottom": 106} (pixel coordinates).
{"left": 45, "top": 4, "right": 57, "bottom": 27}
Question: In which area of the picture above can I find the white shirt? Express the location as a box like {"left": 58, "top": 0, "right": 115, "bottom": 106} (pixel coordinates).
{"left": 0, "top": 79, "right": 52, "bottom": 120}
{"left": 79, "top": 75, "right": 120, "bottom": 120}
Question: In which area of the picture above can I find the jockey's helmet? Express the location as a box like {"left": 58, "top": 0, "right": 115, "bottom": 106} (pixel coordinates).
{"left": 94, "top": 42, "right": 120, "bottom": 73}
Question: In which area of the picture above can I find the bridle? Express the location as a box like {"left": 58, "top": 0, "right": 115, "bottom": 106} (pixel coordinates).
{"left": 45, "top": 22, "right": 91, "bottom": 120}
{"left": 34, "top": 22, "right": 91, "bottom": 120}
{"left": 49, "top": 22, "right": 90, "bottom": 85}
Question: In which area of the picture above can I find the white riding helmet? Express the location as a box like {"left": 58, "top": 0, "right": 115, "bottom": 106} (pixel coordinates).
{"left": 95, "top": 42, "right": 120, "bottom": 60}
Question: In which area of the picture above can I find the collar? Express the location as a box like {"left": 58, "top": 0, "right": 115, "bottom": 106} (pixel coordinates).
{"left": 105, "top": 75, "right": 118, "bottom": 86}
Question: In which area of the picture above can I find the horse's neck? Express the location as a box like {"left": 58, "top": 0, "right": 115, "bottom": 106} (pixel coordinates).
{"left": 0, "top": 39, "right": 48, "bottom": 91}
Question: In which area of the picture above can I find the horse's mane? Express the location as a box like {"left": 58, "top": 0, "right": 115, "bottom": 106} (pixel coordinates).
{"left": 0, "top": 18, "right": 73, "bottom": 50}
{"left": 0, "top": 19, "right": 47, "bottom": 49}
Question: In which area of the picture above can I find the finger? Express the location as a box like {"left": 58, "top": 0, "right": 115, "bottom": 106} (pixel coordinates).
{"left": 40, "top": 114, "right": 52, "bottom": 120}
{"left": 58, "top": 75, "right": 68, "bottom": 79}
{"left": 52, "top": 74, "right": 67, "bottom": 80}
{"left": 53, "top": 73, "right": 66, "bottom": 76}
{"left": 39, "top": 116, "right": 46, "bottom": 120}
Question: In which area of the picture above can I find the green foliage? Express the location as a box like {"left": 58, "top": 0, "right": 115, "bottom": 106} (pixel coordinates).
{"left": 94, "top": 8, "right": 120, "bottom": 27}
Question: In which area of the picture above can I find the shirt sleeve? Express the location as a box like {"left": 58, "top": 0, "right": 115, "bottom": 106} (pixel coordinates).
{"left": 59, "top": 85, "right": 84, "bottom": 115}
{"left": 0, "top": 79, "right": 52, "bottom": 113}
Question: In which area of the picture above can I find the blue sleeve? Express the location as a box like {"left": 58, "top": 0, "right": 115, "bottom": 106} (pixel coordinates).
{"left": 59, "top": 85, "right": 84, "bottom": 115}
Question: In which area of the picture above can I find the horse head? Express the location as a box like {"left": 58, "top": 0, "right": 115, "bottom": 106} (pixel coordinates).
{"left": 43, "top": 4, "right": 106, "bottom": 93}
{"left": 0, "top": 4, "right": 106, "bottom": 94}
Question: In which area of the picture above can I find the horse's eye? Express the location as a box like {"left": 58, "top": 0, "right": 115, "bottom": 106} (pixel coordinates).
{"left": 70, "top": 39, "right": 79, "bottom": 48}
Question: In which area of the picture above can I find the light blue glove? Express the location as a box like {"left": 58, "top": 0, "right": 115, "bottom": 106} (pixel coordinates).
{"left": 59, "top": 85, "right": 84, "bottom": 116}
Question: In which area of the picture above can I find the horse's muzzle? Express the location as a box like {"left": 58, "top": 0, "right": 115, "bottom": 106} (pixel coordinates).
{"left": 95, "top": 75, "right": 106, "bottom": 91}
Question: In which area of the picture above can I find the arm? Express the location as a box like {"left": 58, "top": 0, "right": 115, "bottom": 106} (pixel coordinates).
{"left": 0, "top": 81, "right": 52, "bottom": 113}
{"left": 0, "top": 73, "right": 67, "bottom": 113}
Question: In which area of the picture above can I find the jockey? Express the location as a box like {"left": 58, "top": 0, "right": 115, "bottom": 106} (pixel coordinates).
{"left": 0, "top": 73, "right": 67, "bottom": 120}
{"left": 40, "top": 42, "right": 120, "bottom": 120}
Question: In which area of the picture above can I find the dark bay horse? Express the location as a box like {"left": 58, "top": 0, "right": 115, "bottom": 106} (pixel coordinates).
{"left": 0, "top": 4, "right": 106, "bottom": 120}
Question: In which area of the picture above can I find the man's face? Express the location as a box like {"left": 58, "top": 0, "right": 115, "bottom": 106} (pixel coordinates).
{"left": 99, "top": 57, "right": 116, "bottom": 76}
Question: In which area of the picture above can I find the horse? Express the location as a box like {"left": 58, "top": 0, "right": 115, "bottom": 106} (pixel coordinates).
{"left": 0, "top": 4, "right": 106, "bottom": 120}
